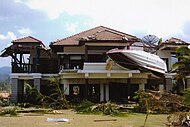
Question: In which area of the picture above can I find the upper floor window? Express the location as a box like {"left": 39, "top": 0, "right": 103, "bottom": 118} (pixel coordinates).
{"left": 171, "top": 52, "right": 178, "bottom": 68}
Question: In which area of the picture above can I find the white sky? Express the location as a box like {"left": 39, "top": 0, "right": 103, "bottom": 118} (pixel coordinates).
{"left": 18, "top": 0, "right": 190, "bottom": 40}
{"left": 1, "top": 0, "right": 190, "bottom": 67}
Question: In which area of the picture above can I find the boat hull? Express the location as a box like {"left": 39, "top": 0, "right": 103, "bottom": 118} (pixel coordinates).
{"left": 107, "top": 49, "right": 167, "bottom": 75}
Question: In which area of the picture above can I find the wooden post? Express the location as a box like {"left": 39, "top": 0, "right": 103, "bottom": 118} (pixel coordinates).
{"left": 85, "top": 45, "right": 88, "bottom": 62}
{"left": 100, "top": 83, "right": 104, "bottom": 102}
{"left": 20, "top": 54, "right": 23, "bottom": 67}
{"left": 85, "top": 79, "right": 89, "bottom": 99}
{"left": 127, "top": 79, "right": 131, "bottom": 98}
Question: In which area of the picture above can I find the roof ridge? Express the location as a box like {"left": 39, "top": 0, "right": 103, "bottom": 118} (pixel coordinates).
{"left": 28, "top": 36, "right": 42, "bottom": 42}
{"left": 53, "top": 26, "right": 105, "bottom": 44}
{"left": 99, "top": 26, "right": 138, "bottom": 38}
{"left": 52, "top": 25, "right": 139, "bottom": 45}
{"left": 12, "top": 36, "right": 42, "bottom": 42}
{"left": 12, "top": 36, "right": 46, "bottom": 47}
{"left": 167, "top": 37, "right": 187, "bottom": 43}
{"left": 97, "top": 29, "right": 126, "bottom": 37}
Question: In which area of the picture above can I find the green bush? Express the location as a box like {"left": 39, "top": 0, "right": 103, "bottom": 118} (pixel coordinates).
{"left": 133, "top": 90, "right": 185, "bottom": 114}
{"left": 99, "top": 102, "right": 120, "bottom": 115}
{"left": 0, "top": 100, "right": 11, "bottom": 107}
{"left": 75, "top": 100, "right": 121, "bottom": 116}
{"left": 25, "top": 84, "right": 43, "bottom": 105}
{"left": 183, "top": 88, "right": 190, "bottom": 106}
{"left": 0, "top": 107, "right": 17, "bottom": 116}
{"left": 42, "top": 77, "right": 70, "bottom": 109}
{"left": 75, "top": 100, "right": 95, "bottom": 113}
{"left": 16, "top": 103, "right": 32, "bottom": 108}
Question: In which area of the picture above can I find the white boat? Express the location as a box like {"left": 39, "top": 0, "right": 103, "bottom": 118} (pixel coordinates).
{"left": 106, "top": 48, "right": 167, "bottom": 75}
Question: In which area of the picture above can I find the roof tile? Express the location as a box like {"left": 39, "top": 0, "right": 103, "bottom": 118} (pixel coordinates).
{"left": 165, "top": 37, "right": 188, "bottom": 44}
{"left": 52, "top": 26, "right": 139, "bottom": 46}
{"left": 12, "top": 36, "right": 45, "bottom": 47}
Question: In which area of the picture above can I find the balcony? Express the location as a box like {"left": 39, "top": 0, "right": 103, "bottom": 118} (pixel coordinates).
{"left": 59, "top": 62, "right": 144, "bottom": 79}
{"left": 11, "top": 61, "right": 58, "bottom": 74}
{"left": 12, "top": 62, "right": 35, "bottom": 73}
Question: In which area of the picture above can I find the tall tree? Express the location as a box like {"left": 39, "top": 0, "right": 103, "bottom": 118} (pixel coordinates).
{"left": 172, "top": 46, "right": 190, "bottom": 94}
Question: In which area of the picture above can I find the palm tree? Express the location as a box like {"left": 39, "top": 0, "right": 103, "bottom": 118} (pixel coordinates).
{"left": 172, "top": 46, "right": 190, "bottom": 94}
{"left": 43, "top": 76, "right": 70, "bottom": 109}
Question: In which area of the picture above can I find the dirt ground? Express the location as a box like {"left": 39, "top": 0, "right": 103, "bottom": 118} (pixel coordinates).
{"left": 0, "top": 109, "right": 167, "bottom": 127}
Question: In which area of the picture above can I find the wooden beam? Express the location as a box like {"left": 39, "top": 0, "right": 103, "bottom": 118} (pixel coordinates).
{"left": 85, "top": 79, "right": 89, "bottom": 99}
{"left": 85, "top": 45, "right": 88, "bottom": 62}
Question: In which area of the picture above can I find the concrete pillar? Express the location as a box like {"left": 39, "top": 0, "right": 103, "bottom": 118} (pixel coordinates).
{"left": 64, "top": 83, "right": 70, "bottom": 95}
{"left": 159, "top": 84, "right": 164, "bottom": 91}
{"left": 85, "top": 79, "right": 89, "bottom": 98}
{"left": 105, "top": 84, "right": 109, "bottom": 101}
{"left": 186, "top": 76, "right": 190, "bottom": 88}
{"left": 34, "top": 78, "right": 41, "bottom": 91}
{"left": 18, "top": 80, "right": 24, "bottom": 102}
{"left": 63, "top": 80, "right": 69, "bottom": 95}
{"left": 100, "top": 83, "right": 104, "bottom": 102}
{"left": 10, "top": 78, "right": 18, "bottom": 103}
{"left": 139, "top": 83, "right": 145, "bottom": 90}
{"left": 165, "top": 78, "right": 173, "bottom": 91}
{"left": 165, "top": 74, "right": 173, "bottom": 91}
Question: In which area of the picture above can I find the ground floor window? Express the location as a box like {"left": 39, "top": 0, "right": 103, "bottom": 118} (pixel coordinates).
{"left": 69, "top": 84, "right": 100, "bottom": 102}
{"left": 109, "top": 83, "right": 139, "bottom": 102}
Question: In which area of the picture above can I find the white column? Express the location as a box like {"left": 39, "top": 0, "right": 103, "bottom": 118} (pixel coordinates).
{"left": 139, "top": 83, "right": 145, "bottom": 90}
{"left": 105, "top": 84, "right": 109, "bottom": 101}
{"left": 165, "top": 75, "right": 173, "bottom": 91}
{"left": 100, "top": 83, "right": 104, "bottom": 102}
{"left": 33, "top": 74, "right": 42, "bottom": 92}
{"left": 64, "top": 83, "right": 70, "bottom": 95}
{"left": 34, "top": 78, "right": 41, "bottom": 91}
{"left": 186, "top": 76, "right": 190, "bottom": 88}
{"left": 159, "top": 84, "right": 164, "bottom": 91}
{"left": 11, "top": 78, "right": 18, "bottom": 103}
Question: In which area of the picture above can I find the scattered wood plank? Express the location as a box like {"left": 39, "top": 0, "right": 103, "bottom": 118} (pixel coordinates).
{"left": 24, "top": 113, "right": 44, "bottom": 116}
{"left": 94, "top": 119, "right": 117, "bottom": 122}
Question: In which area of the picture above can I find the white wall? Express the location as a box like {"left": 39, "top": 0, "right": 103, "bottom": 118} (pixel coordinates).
{"left": 157, "top": 50, "right": 172, "bottom": 71}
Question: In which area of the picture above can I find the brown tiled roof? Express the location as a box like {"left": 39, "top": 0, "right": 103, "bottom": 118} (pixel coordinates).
{"left": 51, "top": 26, "right": 140, "bottom": 46}
{"left": 12, "top": 36, "right": 45, "bottom": 47}
{"left": 158, "top": 37, "right": 189, "bottom": 50}
{"left": 164, "top": 37, "right": 188, "bottom": 44}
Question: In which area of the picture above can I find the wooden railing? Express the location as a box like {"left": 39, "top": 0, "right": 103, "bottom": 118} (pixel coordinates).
{"left": 11, "top": 62, "right": 58, "bottom": 74}
{"left": 12, "top": 62, "right": 35, "bottom": 73}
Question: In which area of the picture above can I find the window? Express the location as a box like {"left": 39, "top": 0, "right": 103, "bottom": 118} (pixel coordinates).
{"left": 171, "top": 52, "right": 178, "bottom": 67}
{"left": 162, "top": 58, "right": 169, "bottom": 71}
{"left": 73, "top": 86, "right": 80, "bottom": 95}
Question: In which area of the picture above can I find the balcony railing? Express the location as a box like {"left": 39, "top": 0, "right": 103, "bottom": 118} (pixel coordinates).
{"left": 11, "top": 62, "right": 58, "bottom": 74}
{"left": 12, "top": 62, "right": 35, "bottom": 73}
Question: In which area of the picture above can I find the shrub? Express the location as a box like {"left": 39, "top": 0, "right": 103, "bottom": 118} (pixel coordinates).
{"left": 75, "top": 100, "right": 121, "bottom": 116}
{"left": 75, "top": 100, "right": 95, "bottom": 113}
{"left": 42, "top": 77, "right": 70, "bottom": 109}
{"left": 24, "top": 84, "right": 43, "bottom": 105}
{"left": 133, "top": 90, "right": 185, "bottom": 114}
{"left": 98, "top": 102, "right": 120, "bottom": 115}
{"left": 16, "top": 103, "right": 32, "bottom": 108}
{"left": 0, "top": 107, "right": 17, "bottom": 116}
{"left": 0, "top": 100, "right": 11, "bottom": 107}
{"left": 183, "top": 88, "right": 190, "bottom": 106}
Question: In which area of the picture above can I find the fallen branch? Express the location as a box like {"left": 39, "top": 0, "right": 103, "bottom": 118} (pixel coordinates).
{"left": 94, "top": 119, "right": 117, "bottom": 122}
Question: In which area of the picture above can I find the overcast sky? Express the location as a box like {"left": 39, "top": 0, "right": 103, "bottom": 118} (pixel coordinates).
{"left": 1, "top": 0, "right": 190, "bottom": 67}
